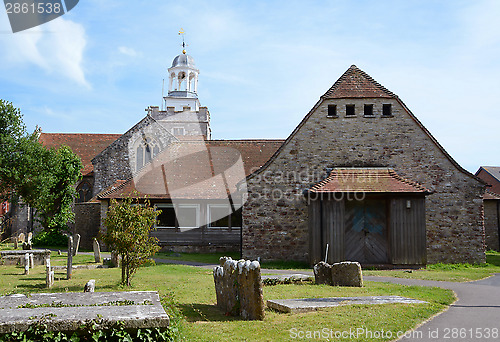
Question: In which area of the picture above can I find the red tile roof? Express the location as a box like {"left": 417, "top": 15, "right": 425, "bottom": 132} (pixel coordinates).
{"left": 484, "top": 190, "right": 500, "bottom": 200}
{"left": 97, "top": 139, "right": 284, "bottom": 199}
{"left": 39, "top": 133, "right": 121, "bottom": 175}
{"left": 308, "top": 168, "right": 430, "bottom": 194}
{"left": 321, "top": 65, "right": 395, "bottom": 99}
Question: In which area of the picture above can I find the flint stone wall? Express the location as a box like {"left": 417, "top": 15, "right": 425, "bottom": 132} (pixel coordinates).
{"left": 213, "top": 257, "right": 264, "bottom": 320}
{"left": 74, "top": 202, "right": 101, "bottom": 251}
{"left": 243, "top": 97, "right": 485, "bottom": 264}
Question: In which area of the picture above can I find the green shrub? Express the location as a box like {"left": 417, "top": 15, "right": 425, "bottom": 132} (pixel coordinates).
{"left": 32, "top": 230, "right": 68, "bottom": 247}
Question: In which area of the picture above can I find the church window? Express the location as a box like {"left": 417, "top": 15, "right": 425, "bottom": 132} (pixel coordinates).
{"left": 173, "top": 127, "right": 185, "bottom": 136}
{"left": 346, "top": 104, "right": 355, "bottom": 116}
{"left": 76, "top": 181, "right": 92, "bottom": 203}
{"left": 364, "top": 104, "right": 374, "bottom": 116}
{"left": 327, "top": 105, "right": 337, "bottom": 117}
{"left": 135, "top": 137, "right": 160, "bottom": 171}
{"left": 383, "top": 104, "right": 392, "bottom": 116}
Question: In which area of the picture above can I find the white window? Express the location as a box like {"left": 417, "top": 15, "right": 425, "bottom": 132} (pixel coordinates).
{"left": 208, "top": 204, "right": 231, "bottom": 228}
{"left": 176, "top": 204, "right": 199, "bottom": 230}
{"left": 172, "top": 127, "right": 185, "bottom": 136}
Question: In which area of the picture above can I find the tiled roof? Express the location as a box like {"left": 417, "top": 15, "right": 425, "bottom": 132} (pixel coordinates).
{"left": 97, "top": 139, "right": 283, "bottom": 200}
{"left": 484, "top": 190, "right": 500, "bottom": 200}
{"left": 480, "top": 166, "right": 500, "bottom": 182}
{"left": 308, "top": 168, "right": 430, "bottom": 194}
{"left": 476, "top": 166, "right": 500, "bottom": 195}
{"left": 39, "top": 133, "right": 121, "bottom": 175}
{"left": 321, "top": 65, "right": 396, "bottom": 99}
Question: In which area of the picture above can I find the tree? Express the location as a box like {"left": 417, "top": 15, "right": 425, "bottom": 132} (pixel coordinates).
{"left": 0, "top": 100, "right": 82, "bottom": 233}
{"left": 102, "top": 197, "right": 161, "bottom": 286}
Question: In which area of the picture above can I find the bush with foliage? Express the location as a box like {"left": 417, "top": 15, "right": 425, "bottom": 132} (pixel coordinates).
{"left": 32, "top": 229, "right": 69, "bottom": 247}
{"left": 102, "top": 197, "right": 161, "bottom": 286}
{"left": 0, "top": 321, "right": 177, "bottom": 342}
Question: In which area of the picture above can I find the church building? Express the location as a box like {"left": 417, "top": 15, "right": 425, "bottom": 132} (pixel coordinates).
{"left": 7, "top": 47, "right": 488, "bottom": 265}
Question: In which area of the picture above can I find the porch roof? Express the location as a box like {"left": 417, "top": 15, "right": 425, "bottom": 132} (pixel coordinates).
{"left": 308, "top": 168, "right": 431, "bottom": 194}
{"left": 484, "top": 190, "right": 500, "bottom": 200}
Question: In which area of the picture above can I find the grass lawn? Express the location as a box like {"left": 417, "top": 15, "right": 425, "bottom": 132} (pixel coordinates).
{"left": 0, "top": 250, "right": 455, "bottom": 342}
{"left": 364, "top": 251, "right": 500, "bottom": 282}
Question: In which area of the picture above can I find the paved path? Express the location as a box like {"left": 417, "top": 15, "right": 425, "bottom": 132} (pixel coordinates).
{"left": 153, "top": 258, "right": 500, "bottom": 342}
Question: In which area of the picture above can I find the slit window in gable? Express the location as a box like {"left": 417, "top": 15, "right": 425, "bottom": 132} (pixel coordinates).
{"left": 346, "top": 104, "right": 355, "bottom": 116}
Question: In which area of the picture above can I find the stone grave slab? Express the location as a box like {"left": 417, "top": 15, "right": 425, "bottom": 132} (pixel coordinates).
{"left": 267, "top": 296, "right": 427, "bottom": 313}
{"left": 0, "top": 291, "right": 169, "bottom": 333}
{"left": 0, "top": 249, "right": 50, "bottom": 266}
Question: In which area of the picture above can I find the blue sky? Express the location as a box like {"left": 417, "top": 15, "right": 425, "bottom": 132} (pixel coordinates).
{"left": 0, "top": 0, "right": 498, "bottom": 173}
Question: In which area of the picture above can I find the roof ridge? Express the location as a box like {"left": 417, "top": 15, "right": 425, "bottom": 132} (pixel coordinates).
{"left": 321, "top": 65, "right": 396, "bottom": 99}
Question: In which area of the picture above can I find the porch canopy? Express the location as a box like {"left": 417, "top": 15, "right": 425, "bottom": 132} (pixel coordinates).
{"left": 307, "top": 168, "right": 431, "bottom": 266}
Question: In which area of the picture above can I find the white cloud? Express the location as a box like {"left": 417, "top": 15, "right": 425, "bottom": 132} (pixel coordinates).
{"left": 118, "top": 46, "right": 139, "bottom": 57}
{"left": 0, "top": 14, "right": 89, "bottom": 87}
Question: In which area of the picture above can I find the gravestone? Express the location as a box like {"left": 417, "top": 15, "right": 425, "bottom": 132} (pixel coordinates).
{"left": 23, "top": 254, "right": 29, "bottom": 275}
{"left": 331, "top": 261, "right": 363, "bottom": 287}
{"left": 237, "top": 260, "right": 265, "bottom": 320}
{"left": 84, "top": 279, "right": 95, "bottom": 292}
{"left": 93, "top": 239, "right": 101, "bottom": 263}
{"left": 313, "top": 261, "right": 363, "bottom": 287}
{"left": 67, "top": 236, "right": 73, "bottom": 280}
{"left": 26, "top": 232, "right": 32, "bottom": 245}
{"left": 313, "top": 261, "right": 333, "bottom": 285}
{"left": 12, "top": 236, "right": 18, "bottom": 249}
{"left": 110, "top": 252, "right": 120, "bottom": 268}
{"left": 18, "top": 233, "right": 25, "bottom": 244}
{"left": 46, "top": 259, "right": 54, "bottom": 288}
{"left": 22, "top": 242, "right": 32, "bottom": 250}
{"left": 73, "top": 234, "right": 81, "bottom": 256}
{"left": 213, "top": 257, "right": 264, "bottom": 320}
{"left": 29, "top": 254, "right": 34, "bottom": 269}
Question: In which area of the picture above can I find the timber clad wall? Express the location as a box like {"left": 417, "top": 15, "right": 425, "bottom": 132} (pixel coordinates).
{"left": 243, "top": 92, "right": 485, "bottom": 264}
{"left": 484, "top": 200, "right": 500, "bottom": 251}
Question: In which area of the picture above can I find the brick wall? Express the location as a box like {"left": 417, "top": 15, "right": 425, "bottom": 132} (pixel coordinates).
{"left": 243, "top": 98, "right": 485, "bottom": 264}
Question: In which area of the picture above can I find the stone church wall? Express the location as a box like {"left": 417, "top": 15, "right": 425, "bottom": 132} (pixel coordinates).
{"left": 243, "top": 98, "right": 485, "bottom": 264}
{"left": 92, "top": 115, "right": 177, "bottom": 196}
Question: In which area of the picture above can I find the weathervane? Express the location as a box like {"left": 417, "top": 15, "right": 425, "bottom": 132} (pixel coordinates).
{"left": 179, "top": 28, "right": 188, "bottom": 54}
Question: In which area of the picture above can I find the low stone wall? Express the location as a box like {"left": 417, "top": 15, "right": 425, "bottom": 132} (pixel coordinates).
{"left": 0, "top": 250, "right": 50, "bottom": 266}
{"left": 213, "top": 257, "right": 264, "bottom": 320}
{"left": 314, "top": 261, "right": 363, "bottom": 287}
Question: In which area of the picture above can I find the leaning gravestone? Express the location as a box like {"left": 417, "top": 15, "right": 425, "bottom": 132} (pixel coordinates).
{"left": 26, "top": 232, "right": 32, "bottom": 245}
{"left": 313, "top": 261, "right": 333, "bottom": 285}
{"left": 213, "top": 257, "right": 264, "bottom": 320}
{"left": 93, "top": 238, "right": 102, "bottom": 263}
{"left": 73, "top": 234, "right": 81, "bottom": 256}
{"left": 18, "top": 233, "right": 25, "bottom": 244}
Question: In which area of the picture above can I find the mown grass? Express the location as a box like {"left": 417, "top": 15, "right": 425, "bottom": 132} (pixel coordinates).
{"left": 364, "top": 251, "right": 500, "bottom": 282}
{"left": 0, "top": 248, "right": 455, "bottom": 342}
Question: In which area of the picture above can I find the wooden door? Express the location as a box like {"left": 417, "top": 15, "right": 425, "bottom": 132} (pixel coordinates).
{"left": 345, "top": 199, "right": 388, "bottom": 263}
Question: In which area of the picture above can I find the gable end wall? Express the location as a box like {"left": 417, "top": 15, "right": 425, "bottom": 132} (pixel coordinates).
{"left": 243, "top": 98, "right": 485, "bottom": 264}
